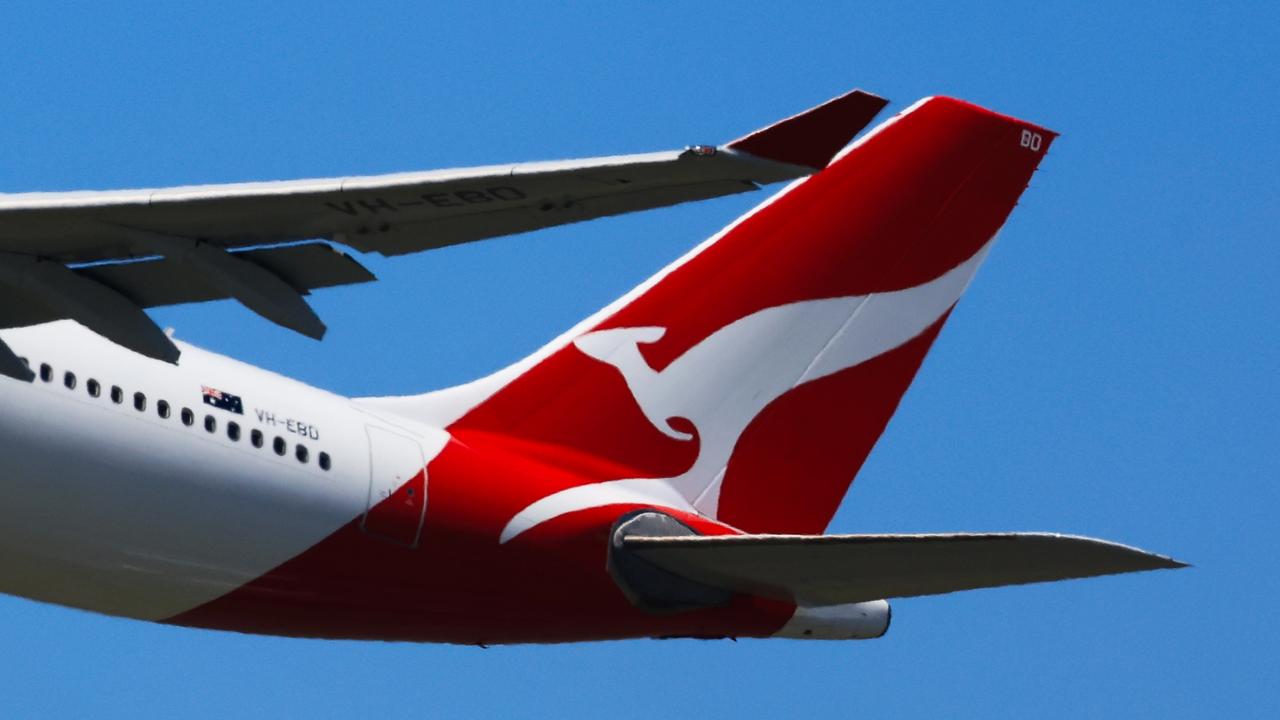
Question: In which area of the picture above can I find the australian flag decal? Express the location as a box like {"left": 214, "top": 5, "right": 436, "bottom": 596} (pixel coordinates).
{"left": 202, "top": 385, "right": 244, "bottom": 414}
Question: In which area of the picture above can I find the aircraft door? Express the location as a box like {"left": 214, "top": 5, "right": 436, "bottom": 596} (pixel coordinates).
{"left": 362, "top": 425, "right": 427, "bottom": 547}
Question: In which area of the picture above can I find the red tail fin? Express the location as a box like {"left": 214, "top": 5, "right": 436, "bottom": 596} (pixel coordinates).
{"left": 372, "top": 96, "right": 1056, "bottom": 540}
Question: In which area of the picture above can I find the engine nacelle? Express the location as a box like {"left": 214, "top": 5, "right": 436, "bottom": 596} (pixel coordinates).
{"left": 774, "top": 600, "right": 892, "bottom": 640}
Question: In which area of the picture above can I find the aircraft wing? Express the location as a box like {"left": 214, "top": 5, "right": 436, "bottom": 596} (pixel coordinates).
{"left": 621, "top": 532, "right": 1186, "bottom": 606}
{"left": 0, "top": 88, "right": 888, "bottom": 377}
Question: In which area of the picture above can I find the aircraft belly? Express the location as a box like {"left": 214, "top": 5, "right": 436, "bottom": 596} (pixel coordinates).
{"left": 0, "top": 377, "right": 368, "bottom": 621}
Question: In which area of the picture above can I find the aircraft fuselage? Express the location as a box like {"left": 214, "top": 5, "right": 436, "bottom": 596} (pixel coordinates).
{"left": 0, "top": 321, "right": 788, "bottom": 644}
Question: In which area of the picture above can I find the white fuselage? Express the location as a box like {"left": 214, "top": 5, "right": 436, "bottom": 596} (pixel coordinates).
{"left": 0, "top": 320, "right": 439, "bottom": 621}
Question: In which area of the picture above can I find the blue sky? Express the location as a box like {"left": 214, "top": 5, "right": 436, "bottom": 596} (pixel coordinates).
{"left": 0, "top": 2, "right": 1275, "bottom": 717}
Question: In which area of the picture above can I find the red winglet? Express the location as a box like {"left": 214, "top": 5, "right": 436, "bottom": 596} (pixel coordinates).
{"left": 726, "top": 89, "right": 890, "bottom": 169}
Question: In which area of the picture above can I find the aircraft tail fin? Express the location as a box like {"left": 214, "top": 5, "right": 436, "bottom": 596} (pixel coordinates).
{"left": 365, "top": 94, "right": 1058, "bottom": 541}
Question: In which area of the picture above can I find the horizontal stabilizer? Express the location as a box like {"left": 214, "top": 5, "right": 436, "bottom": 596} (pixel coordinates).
{"left": 622, "top": 532, "right": 1186, "bottom": 606}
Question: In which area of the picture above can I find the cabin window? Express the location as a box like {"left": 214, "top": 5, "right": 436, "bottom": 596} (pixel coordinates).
{"left": 181, "top": 407, "right": 194, "bottom": 426}
{"left": 227, "top": 422, "right": 241, "bottom": 442}
{"left": 250, "top": 429, "right": 263, "bottom": 448}
{"left": 86, "top": 379, "right": 100, "bottom": 398}
{"left": 295, "top": 444, "right": 309, "bottom": 463}
{"left": 133, "top": 392, "right": 146, "bottom": 412}
{"left": 273, "top": 436, "right": 286, "bottom": 456}
{"left": 157, "top": 400, "right": 170, "bottom": 419}
{"left": 63, "top": 371, "right": 76, "bottom": 390}
{"left": 318, "top": 452, "right": 331, "bottom": 471}
{"left": 110, "top": 386, "right": 123, "bottom": 404}
{"left": 204, "top": 415, "right": 216, "bottom": 433}
{"left": 39, "top": 364, "right": 52, "bottom": 383}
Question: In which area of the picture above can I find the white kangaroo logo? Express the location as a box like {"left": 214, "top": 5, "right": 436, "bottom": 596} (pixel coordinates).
{"left": 499, "top": 242, "right": 993, "bottom": 543}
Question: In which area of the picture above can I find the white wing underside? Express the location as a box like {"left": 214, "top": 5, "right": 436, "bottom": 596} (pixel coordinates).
{"left": 0, "top": 89, "right": 889, "bottom": 379}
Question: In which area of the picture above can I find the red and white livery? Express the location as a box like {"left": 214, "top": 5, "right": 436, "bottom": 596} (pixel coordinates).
{"left": 0, "top": 89, "right": 1182, "bottom": 644}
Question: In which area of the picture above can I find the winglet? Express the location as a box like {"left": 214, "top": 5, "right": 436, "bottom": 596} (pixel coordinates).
{"left": 725, "top": 89, "right": 890, "bottom": 169}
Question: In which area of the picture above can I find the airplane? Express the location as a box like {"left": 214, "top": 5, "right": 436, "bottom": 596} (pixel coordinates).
{"left": 0, "top": 88, "right": 1183, "bottom": 644}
